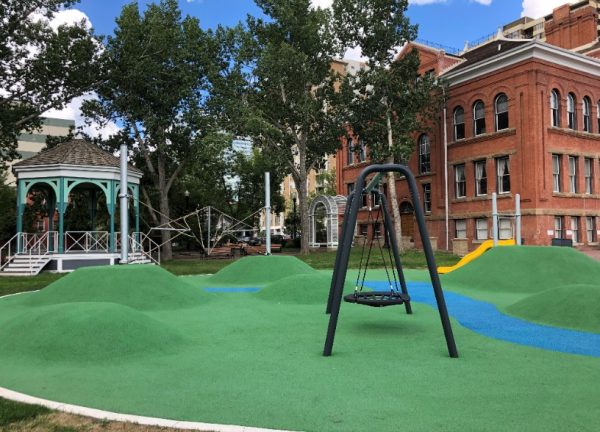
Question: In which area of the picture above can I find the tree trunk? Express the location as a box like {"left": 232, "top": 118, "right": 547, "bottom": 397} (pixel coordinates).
{"left": 298, "top": 173, "right": 310, "bottom": 255}
{"left": 386, "top": 110, "right": 404, "bottom": 252}
{"left": 159, "top": 192, "right": 173, "bottom": 261}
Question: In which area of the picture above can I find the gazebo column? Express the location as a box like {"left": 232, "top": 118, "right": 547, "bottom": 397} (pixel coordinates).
{"left": 57, "top": 178, "right": 67, "bottom": 254}
{"left": 133, "top": 185, "right": 140, "bottom": 250}
{"left": 16, "top": 180, "right": 25, "bottom": 253}
{"left": 46, "top": 192, "right": 56, "bottom": 252}
{"left": 109, "top": 180, "right": 116, "bottom": 253}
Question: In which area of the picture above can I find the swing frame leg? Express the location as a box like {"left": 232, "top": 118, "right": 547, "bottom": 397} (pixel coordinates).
{"left": 323, "top": 164, "right": 458, "bottom": 358}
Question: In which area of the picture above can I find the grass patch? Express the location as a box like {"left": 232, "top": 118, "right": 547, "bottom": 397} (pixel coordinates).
{"left": 0, "top": 396, "right": 50, "bottom": 426}
{"left": 0, "top": 273, "right": 63, "bottom": 297}
{"left": 298, "top": 248, "right": 459, "bottom": 269}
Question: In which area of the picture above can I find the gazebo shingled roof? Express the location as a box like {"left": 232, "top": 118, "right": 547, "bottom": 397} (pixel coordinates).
{"left": 13, "top": 139, "right": 142, "bottom": 175}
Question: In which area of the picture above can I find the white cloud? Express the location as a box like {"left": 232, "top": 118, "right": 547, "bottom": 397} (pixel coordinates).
{"left": 522, "top": 0, "right": 578, "bottom": 18}
{"left": 471, "top": 0, "right": 492, "bottom": 5}
{"left": 40, "top": 9, "right": 121, "bottom": 139}
{"left": 311, "top": 0, "right": 449, "bottom": 8}
{"left": 43, "top": 93, "right": 121, "bottom": 139}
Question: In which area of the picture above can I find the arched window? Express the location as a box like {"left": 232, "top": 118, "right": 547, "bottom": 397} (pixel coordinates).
{"left": 453, "top": 106, "right": 465, "bottom": 140}
{"left": 473, "top": 100, "right": 486, "bottom": 136}
{"left": 418, "top": 134, "right": 431, "bottom": 174}
{"left": 567, "top": 93, "right": 576, "bottom": 130}
{"left": 495, "top": 93, "right": 509, "bottom": 131}
{"left": 583, "top": 96, "right": 592, "bottom": 132}
{"left": 551, "top": 90, "right": 560, "bottom": 127}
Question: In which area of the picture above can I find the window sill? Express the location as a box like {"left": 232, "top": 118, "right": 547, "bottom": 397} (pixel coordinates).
{"left": 552, "top": 192, "right": 600, "bottom": 198}
{"left": 548, "top": 127, "right": 600, "bottom": 141}
{"left": 449, "top": 128, "right": 516, "bottom": 147}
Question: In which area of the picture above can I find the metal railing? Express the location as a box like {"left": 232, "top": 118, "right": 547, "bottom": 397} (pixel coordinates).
{"left": 23, "top": 231, "right": 58, "bottom": 275}
{"left": 0, "top": 233, "right": 20, "bottom": 272}
{"left": 64, "top": 231, "right": 110, "bottom": 253}
{"left": 130, "top": 232, "right": 160, "bottom": 265}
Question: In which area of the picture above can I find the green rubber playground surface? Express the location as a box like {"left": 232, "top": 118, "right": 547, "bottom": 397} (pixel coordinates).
{"left": 0, "top": 251, "right": 599, "bottom": 431}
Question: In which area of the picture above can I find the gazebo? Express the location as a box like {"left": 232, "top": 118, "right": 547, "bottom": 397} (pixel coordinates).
{"left": 308, "top": 195, "right": 347, "bottom": 248}
{"left": 2, "top": 140, "right": 145, "bottom": 274}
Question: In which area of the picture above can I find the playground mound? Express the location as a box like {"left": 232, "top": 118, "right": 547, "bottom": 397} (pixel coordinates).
{"left": 256, "top": 273, "right": 353, "bottom": 305}
{"left": 0, "top": 302, "right": 185, "bottom": 363}
{"left": 22, "top": 265, "right": 208, "bottom": 311}
{"left": 208, "top": 255, "right": 317, "bottom": 285}
{"left": 443, "top": 246, "right": 600, "bottom": 293}
{"left": 506, "top": 284, "right": 600, "bottom": 333}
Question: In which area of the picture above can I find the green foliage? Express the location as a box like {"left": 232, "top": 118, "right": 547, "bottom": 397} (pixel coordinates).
{"left": 0, "top": 0, "right": 103, "bottom": 167}
{"left": 81, "top": 0, "right": 230, "bottom": 259}
{"left": 0, "top": 174, "right": 16, "bottom": 243}
{"left": 218, "top": 0, "right": 348, "bottom": 253}
{"left": 334, "top": 0, "right": 446, "bottom": 163}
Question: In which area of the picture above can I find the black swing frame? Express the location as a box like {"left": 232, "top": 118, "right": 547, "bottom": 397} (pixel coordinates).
{"left": 323, "top": 164, "right": 459, "bottom": 358}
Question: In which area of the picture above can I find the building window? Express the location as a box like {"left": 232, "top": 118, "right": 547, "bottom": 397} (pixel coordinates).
{"left": 347, "top": 138, "right": 354, "bottom": 165}
{"left": 498, "top": 218, "right": 513, "bottom": 240}
{"left": 370, "top": 190, "right": 381, "bottom": 208}
{"left": 567, "top": 93, "right": 576, "bottom": 130}
{"left": 551, "top": 90, "right": 561, "bottom": 127}
{"left": 496, "top": 157, "right": 510, "bottom": 194}
{"left": 347, "top": 182, "right": 354, "bottom": 196}
{"left": 555, "top": 216, "right": 564, "bottom": 239}
{"left": 423, "top": 183, "right": 431, "bottom": 213}
{"left": 418, "top": 134, "right": 431, "bottom": 174}
{"left": 495, "top": 93, "right": 509, "bottom": 131}
{"left": 586, "top": 216, "right": 596, "bottom": 243}
{"left": 568, "top": 156, "right": 577, "bottom": 193}
{"left": 358, "top": 139, "right": 366, "bottom": 163}
{"left": 373, "top": 223, "right": 382, "bottom": 238}
{"left": 475, "top": 218, "right": 488, "bottom": 240}
{"left": 455, "top": 164, "right": 466, "bottom": 198}
{"left": 585, "top": 157, "right": 593, "bottom": 194}
{"left": 473, "top": 100, "right": 486, "bottom": 136}
{"left": 474, "top": 160, "right": 487, "bottom": 196}
{"left": 359, "top": 224, "right": 368, "bottom": 236}
{"left": 552, "top": 154, "right": 561, "bottom": 192}
{"left": 454, "top": 106, "right": 465, "bottom": 140}
{"left": 583, "top": 97, "right": 592, "bottom": 132}
{"left": 455, "top": 219, "right": 467, "bottom": 239}
{"left": 571, "top": 216, "right": 580, "bottom": 243}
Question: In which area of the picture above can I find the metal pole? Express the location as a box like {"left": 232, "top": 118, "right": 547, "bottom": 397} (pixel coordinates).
{"left": 515, "top": 193, "right": 521, "bottom": 245}
{"left": 265, "top": 172, "right": 271, "bottom": 255}
{"left": 443, "top": 105, "right": 449, "bottom": 251}
{"left": 120, "top": 144, "right": 129, "bottom": 264}
{"left": 207, "top": 206, "right": 211, "bottom": 252}
{"left": 492, "top": 192, "right": 498, "bottom": 246}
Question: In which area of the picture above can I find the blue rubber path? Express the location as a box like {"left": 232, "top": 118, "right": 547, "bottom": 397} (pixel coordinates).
{"left": 364, "top": 281, "right": 600, "bottom": 358}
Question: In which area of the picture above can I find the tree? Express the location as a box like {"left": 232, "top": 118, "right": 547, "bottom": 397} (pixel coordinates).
{"left": 226, "top": 0, "right": 347, "bottom": 254}
{"left": 334, "top": 0, "right": 445, "bottom": 250}
{"left": 82, "top": 0, "right": 223, "bottom": 260}
{"left": 0, "top": 0, "right": 102, "bottom": 167}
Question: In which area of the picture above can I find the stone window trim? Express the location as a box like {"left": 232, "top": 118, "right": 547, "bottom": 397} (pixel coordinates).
{"left": 448, "top": 128, "right": 516, "bottom": 147}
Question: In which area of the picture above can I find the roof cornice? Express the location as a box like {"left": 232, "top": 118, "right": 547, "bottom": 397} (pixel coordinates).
{"left": 12, "top": 163, "right": 143, "bottom": 179}
{"left": 442, "top": 40, "right": 600, "bottom": 86}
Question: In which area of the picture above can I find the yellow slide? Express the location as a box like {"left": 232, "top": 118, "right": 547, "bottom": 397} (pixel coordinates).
{"left": 437, "top": 239, "right": 516, "bottom": 274}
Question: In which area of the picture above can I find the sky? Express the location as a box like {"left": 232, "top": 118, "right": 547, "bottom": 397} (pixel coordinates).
{"left": 44, "top": 0, "right": 581, "bottom": 134}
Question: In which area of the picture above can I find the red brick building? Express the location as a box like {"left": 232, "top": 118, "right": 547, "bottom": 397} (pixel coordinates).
{"left": 337, "top": 0, "right": 600, "bottom": 254}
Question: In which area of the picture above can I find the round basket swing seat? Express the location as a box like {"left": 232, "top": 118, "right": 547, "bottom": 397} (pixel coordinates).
{"left": 344, "top": 291, "right": 410, "bottom": 307}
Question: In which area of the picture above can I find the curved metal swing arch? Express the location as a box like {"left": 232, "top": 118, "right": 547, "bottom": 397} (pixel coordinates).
{"left": 323, "top": 164, "right": 459, "bottom": 358}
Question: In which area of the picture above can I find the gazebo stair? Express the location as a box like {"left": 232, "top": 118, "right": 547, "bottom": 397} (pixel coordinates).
{"left": 127, "top": 252, "right": 153, "bottom": 265}
{"left": 1, "top": 255, "right": 52, "bottom": 276}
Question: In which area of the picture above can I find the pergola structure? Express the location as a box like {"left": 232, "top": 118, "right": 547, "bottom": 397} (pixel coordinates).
{"left": 4, "top": 140, "right": 144, "bottom": 274}
{"left": 308, "top": 195, "right": 347, "bottom": 248}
